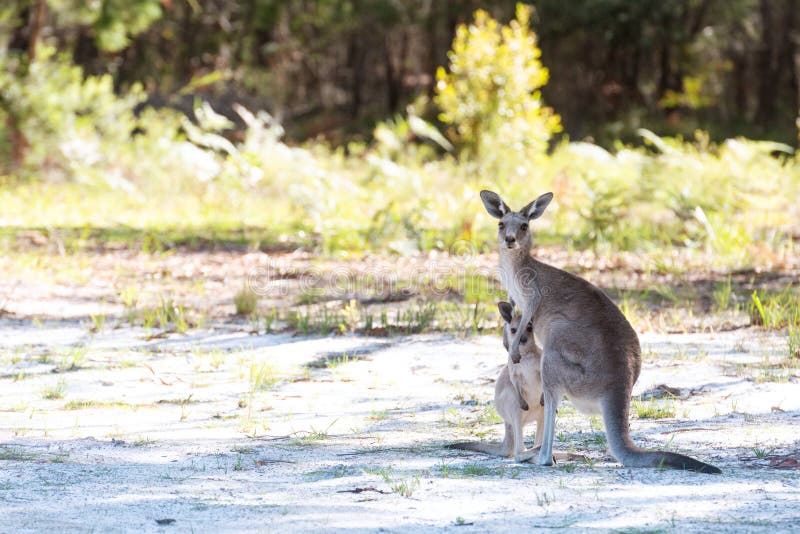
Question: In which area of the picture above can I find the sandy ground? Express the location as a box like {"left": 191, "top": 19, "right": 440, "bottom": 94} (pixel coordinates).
{"left": 1, "top": 319, "right": 799, "bottom": 533}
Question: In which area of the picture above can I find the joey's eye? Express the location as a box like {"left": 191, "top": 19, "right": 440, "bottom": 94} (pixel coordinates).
{"left": 526, "top": 324, "right": 533, "bottom": 332}
{"left": 521, "top": 223, "right": 528, "bottom": 231}
{"left": 498, "top": 222, "right": 505, "bottom": 229}
{"left": 510, "top": 328, "right": 517, "bottom": 334}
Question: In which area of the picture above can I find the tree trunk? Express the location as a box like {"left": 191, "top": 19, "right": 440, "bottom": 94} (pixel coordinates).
{"left": 7, "top": 0, "right": 47, "bottom": 169}
{"left": 384, "top": 30, "right": 408, "bottom": 113}
{"left": 756, "top": 0, "right": 778, "bottom": 127}
{"left": 347, "top": 35, "right": 365, "bottom": 117}
{"left": 27, "top": 0, "right": 47, "bottom": 61}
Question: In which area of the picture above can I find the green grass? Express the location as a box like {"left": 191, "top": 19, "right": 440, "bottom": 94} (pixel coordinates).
{"left": 390, "top": 474, "right": 420, "bottom": 498}
{"left": 303, "top": 465, "right": 353, "bottom": 480}
{"left": 325, "top": 353, "right": 354, "bottom": 370}
{"left": 244, "top": 361, "right": 279, "bottom": 422}
{"left": 435, "top": 461, "right": 508, "bottom": 478}
{"left": 632, "top": 398, "right": 677, "bottom": 419}
{"left": 2, "top": 121, "right": 797, "bottom": 266}
{"left": 291, "top": 427, "right": 332, "bottom": 446}
{"left": 368, "top": 409, "right": 389, "bottom": 421}
{"left": 56, "top": 346, "right": 88, "bottom": 372}
{"left": 750, "top": 287, "right": 800, "bottom": 329}
{"left": 788, "top": 326, "right": 800, "bottom": 359}
{"left": 140, "top": 297, "right": 191, "bottom": 332}
{"left": 438, "top": 405, "right": 503, "bottom": 439}
{"left": 0, "top": 447, "right": 37, "bottom": 461}
{"left": 712, "top": 277, "right": 735, "bottom": 312}
{"left": 90, "top": 314, "right": 107, "bottom": 333}
{"left": 234, "top": 286, "right": 258, "bottom": 316}
{"left": 42, "top": 378, "right": 67, "bottom": 400}
{"left": 64, "top": 400, "right": 137, "bottom": 410}
{"left": 364, "top": 466, "right": 393, "bottom": 483}
{"left": 752, "top": 446, "right": 773, "bottom": 459}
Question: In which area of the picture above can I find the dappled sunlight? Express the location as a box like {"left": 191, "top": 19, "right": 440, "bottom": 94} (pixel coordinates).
{"left": 2, "top": 1, "right": 800, "bottom": 531}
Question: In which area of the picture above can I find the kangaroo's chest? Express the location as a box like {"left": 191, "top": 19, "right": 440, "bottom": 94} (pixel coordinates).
{"left": 499, "top": 262, "right": 524, "bottom": 307}
{"left": 499, "top": 259, "right": 537, "bottom": 313}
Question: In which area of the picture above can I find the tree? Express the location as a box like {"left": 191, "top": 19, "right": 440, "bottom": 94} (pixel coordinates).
{"left": 435, "top": 3, "right": 561, "bottom": 169}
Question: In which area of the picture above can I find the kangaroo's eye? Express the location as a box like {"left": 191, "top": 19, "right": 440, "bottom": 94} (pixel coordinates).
{"left": 510, "top": 328, "right": 517, "bottom": 334}
{"left": 526, "top": 324, "right": 533, "bottom": 332}
{"left": 521, "top": 223, "right": 529, "bottom": 231}
{"left": 498, "top": 222, "right": 505, "bottom": 229}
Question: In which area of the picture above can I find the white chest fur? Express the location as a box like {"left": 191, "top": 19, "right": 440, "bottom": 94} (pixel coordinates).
{"left": 499, "top": 255, "right": 528, "bottom": 311}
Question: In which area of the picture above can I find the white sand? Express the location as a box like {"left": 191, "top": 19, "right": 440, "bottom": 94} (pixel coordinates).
{"left": 1, "top": 322, "right": 799, "bottom": 533}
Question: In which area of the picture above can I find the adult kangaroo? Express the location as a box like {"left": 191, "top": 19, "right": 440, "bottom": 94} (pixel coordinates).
{"left": 479, "top": 189, "right": 721, "bottom": 474}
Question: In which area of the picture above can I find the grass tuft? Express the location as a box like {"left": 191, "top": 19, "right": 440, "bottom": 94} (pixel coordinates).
{"left": 42, "top": 378, "right": 67, "bottom": 400}
{"left": 234, "top": 286, "right": 258, "bottom": 316}
{"left": 632, "top": 398, "right": 677, "bottom": 419}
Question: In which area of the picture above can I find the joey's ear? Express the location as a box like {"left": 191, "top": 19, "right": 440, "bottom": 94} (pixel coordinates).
{"left": 521, "top": 192, "right": 553, "bottom": 221}
{"left": 497, "top": 301, "right": 514, "bottom": 324}
{"left": 480, "top": 190, "right": 510, "bottom": 219}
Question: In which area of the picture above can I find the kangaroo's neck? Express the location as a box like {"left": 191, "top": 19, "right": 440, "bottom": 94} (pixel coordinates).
{"left": 499, "top": 244, "right": 535, "bottom": 269}
{"left": 499, "top": 246, "right": 542, "bottom": 282}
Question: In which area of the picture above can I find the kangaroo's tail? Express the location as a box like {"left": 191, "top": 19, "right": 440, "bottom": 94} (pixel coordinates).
{"left": 602, "top": 393, "right": 721, "bottom": 474}
{"left": 446, "top": 425, "right": 513, "bottom": 458}
{"left": 445, "top": 441, "right": 510, "bottom": 457}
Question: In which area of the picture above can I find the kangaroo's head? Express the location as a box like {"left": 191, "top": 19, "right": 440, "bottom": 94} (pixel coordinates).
{"left": 480, "top": 190, "right": 553, "bottom": 252}
{"left": 498, "top": 301, "right": 533, "bottom": 351}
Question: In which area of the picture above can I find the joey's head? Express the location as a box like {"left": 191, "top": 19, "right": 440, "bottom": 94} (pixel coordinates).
{"left": 480, "top": 190, "right": 553, "bottom": 252}
{"left": 498, "top": 301, "right": 533, "bottom": 351}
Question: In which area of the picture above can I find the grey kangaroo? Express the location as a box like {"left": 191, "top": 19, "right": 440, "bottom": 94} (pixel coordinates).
{"left": 479, "top": 189, "right": 721, "bottom": 474}
{"left": 449, "top": 303, "right": 581, "bottom": 463}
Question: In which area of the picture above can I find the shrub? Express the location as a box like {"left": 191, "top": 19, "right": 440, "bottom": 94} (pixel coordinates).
{"left": 435, "top": 3, "right": 561, "bottom": 176}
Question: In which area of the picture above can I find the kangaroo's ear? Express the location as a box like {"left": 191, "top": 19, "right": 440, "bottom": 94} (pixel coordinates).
{"left": 497, "top": 301, "right": 514, "bottom": 324}
{"left": 480, "top": 190, "right": 510, "bottom": 219}
{"left": 521, "top": 192, "right": 553, "bottom": 221}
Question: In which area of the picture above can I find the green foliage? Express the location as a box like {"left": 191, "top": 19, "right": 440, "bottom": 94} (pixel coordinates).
{"left": 91, "top": 0, "right": 163, "bottom": 52}
{"left": 0, "top": 6, "right": 798, "bottom": 269}
{"left": 0, "top": 48, "right": 145, "bottom": 181}
{"left": 435, "top": 4, "right": 561, "bottom": 171}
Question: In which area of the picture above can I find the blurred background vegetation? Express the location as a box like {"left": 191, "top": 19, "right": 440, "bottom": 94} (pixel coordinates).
{"left": 1, "top": 0, "right": 799, "bottom": 269}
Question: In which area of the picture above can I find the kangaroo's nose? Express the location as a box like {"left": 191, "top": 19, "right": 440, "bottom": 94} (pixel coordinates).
{"left": 505, "top": 236, "right": 516, "bottom": 245}
{"left": 521, "top": 336, "right": 528, "bottom": 344}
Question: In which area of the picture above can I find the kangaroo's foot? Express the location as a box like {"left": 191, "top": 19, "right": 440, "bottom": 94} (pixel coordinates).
{"left": 538, "top": 447, "right": 555, "bottom": 466}
{"left": 514, "top": 446, "right": 541, "bottom": 463}
{"left": 553, "top": 451, "right": 588, "bottom": 462}
{"left": 515, "top": 446, "right": 557, "bottom": 465}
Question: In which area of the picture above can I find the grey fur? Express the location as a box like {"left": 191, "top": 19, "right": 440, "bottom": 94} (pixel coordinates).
{"left": 480, "top": 189, "right": 721, "bottom": 474}
{"left": 448, "top": 304, "right": 584, "bottom": 463}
